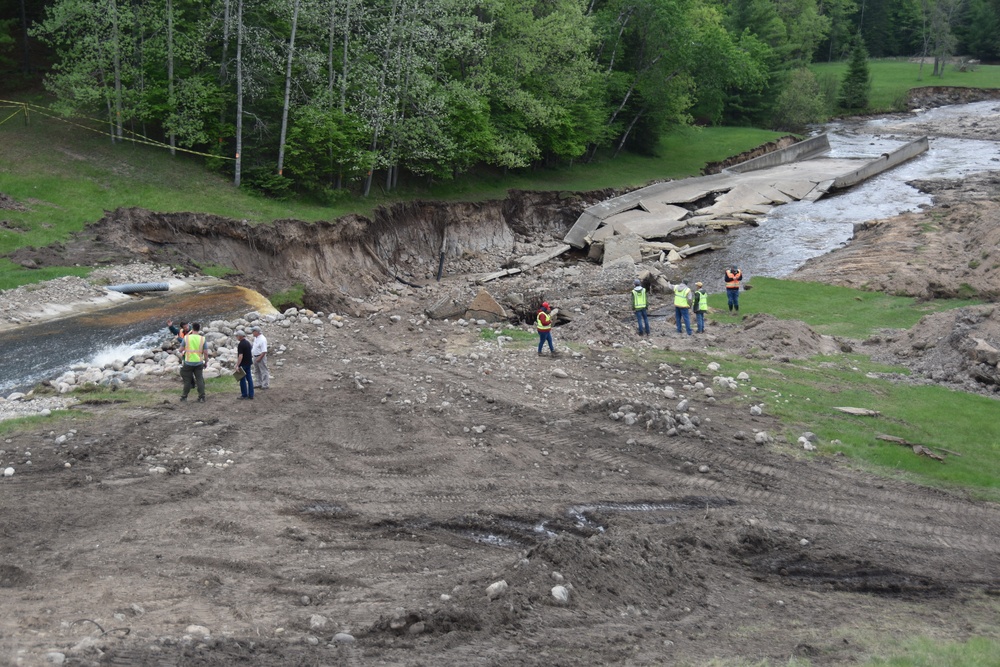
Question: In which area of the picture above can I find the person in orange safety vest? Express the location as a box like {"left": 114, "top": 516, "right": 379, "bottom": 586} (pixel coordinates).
{"left": 725, "top": 266, "right": 743, "bottom": 314}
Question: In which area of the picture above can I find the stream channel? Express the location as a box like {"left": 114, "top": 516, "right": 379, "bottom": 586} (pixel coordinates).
{"left": 3, "top": 102, "right": 1000, "bottom": 396}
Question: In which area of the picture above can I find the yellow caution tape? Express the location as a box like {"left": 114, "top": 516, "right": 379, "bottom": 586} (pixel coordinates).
{"left": 0, "top": 99, "right": 235, "bottom": 161}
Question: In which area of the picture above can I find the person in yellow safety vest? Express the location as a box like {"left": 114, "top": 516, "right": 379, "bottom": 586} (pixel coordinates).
{"left": 179, "top": 321, "right": 207, "bottom": 403}
{"left": 692, "top": 281, "right": 709, "bottom": 333}
{"left": 725, "top": 265, "right": 743, "bottom": 314}
{"left": 536, "top": 301, "right": 558, "bottom": 356}
{"left": 631, "top": 278, "right": 650, "bottom": 336}
{"left": 673, "top": 278, "right": 693, "bottom": 336}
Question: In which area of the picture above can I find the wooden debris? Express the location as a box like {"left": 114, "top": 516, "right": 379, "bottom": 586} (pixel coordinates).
{"left": 876, "top": 434, "right": 947, "bottom": 462}
{"left": 833, "top": 406, "right": 881, "bottom": 416}
{"left": 476, "top": 267, "right": 521, "bottom": 284}
{"left": 519, "top": 244, "right": 571, "bottom": 269}
{"left": 476, "top": 243, "right": 569, "bottom": 284}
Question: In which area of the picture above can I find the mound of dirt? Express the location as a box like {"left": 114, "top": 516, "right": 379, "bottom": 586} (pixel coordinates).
{"left": 730, "top": 313, "right": 844, "bottom": 359}
{"left": 862, "top": 304, "right": 1000, "bottom": 392}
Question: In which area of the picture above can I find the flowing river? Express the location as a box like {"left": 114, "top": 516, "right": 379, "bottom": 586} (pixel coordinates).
{"left": 3, "top": 102, "right": 1000, "bottom": 394}
{"left": 683, "top": 100, "right": 1000, "bottom": 288}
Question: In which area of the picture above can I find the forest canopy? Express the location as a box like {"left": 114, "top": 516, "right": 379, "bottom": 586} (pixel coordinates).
{"left": 0, "top": 0, "right": 994, "bottom": 196}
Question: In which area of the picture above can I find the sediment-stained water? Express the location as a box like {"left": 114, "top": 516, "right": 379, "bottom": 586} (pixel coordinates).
{"left": 1, "top": 285, "right": 265, "bottom": 395}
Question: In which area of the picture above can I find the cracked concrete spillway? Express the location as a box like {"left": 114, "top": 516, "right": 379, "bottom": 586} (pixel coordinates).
{"left": 564, "top": 134, "right": 930, "bottom": 250}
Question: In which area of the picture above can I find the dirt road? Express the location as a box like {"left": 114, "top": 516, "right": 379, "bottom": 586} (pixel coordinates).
{"left": 3, "top": 102, "right": 1000, "bottom": 666}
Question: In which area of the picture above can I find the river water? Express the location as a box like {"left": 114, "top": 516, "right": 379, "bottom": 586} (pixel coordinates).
{"left": 0, "top": 285, "right": 265, "bottom": 395}
{"left": 4, "top": 102, "right": 1000, "bottom": 394}
{"left": 682, "top": 101, "right": 1000, "bottom": 289}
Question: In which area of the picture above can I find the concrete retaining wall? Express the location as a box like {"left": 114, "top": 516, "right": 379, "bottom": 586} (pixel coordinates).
{"left": 725, "top": 134, "right": 831, "bottom": 173}
{"left": 832, "top": 137, "right": 929, "bottom": 189}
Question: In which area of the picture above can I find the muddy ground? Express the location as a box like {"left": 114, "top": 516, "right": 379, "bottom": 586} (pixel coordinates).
{"left": 3, "top": 105, "right": 1000, "bottom": 667}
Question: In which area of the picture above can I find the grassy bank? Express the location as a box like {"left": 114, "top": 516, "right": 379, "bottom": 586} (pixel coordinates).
{"left": 810, "top": 59, "right": 1000, "bottom": 112}
{"left": 693, "top": 278, "right": 997, "bottom": 502}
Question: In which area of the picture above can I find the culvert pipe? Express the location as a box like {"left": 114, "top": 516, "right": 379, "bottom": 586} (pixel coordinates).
{"left": 106, "top": 282, "right": 170, "bottom": 294}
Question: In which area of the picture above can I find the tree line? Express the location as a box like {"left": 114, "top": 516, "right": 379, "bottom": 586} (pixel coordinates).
{"left": 0, "top": 0, "right": 996, "bottom": 198}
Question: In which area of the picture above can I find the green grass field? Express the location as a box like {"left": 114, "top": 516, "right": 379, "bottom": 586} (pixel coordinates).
{"left": 811, "top": 58, "right": 1000, "bottom": 112}
{"left": 710, "top": 277, "right": 981, "bottom": 339}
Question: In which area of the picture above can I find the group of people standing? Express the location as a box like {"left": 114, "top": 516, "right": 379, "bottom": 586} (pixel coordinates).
{"left": 166, "top": 320, "right": 270, "bottom": 402}
{"left": 535, "top": 265, "right": 745, "bottom": 352}
{"left": 633, "top": 265, "right": 743, "bottom": 336}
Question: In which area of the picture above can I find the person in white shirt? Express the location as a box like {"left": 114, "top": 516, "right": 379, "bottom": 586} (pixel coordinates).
{"left": 250, "top": 326, "right": 270, "bottom": 389}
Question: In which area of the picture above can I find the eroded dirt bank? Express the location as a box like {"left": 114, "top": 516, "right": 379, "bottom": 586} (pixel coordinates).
{"left": 9, "top": 189, "right": 615, "bottom": 316}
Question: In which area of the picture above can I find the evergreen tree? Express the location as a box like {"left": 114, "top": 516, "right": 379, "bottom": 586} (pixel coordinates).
{"left": 838, "top": 37, "right": 870, "bottom": 110}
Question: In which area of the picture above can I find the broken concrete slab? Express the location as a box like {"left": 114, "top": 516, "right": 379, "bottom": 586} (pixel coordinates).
{"left": 476, "top": 267, "right": 521, "bottom": 284}
{"left": 465, "top": 289, "right": 507, "bottom": 322}
{"left": 773, "top": 179, "right": 819, "bottom": 200}
{"left": 604, "top": 209, "right": 651, "bottom": 227}
{"left": 565, "top": 134, "right": 929, "bottom": 249}
{"left": 518, "top": 244, "right": 571, "bottom": 269}
{"left": 753, "top": 184, "right": 792, "bottom": 204}
{"left": 638, "top": 201, "right": 689, "bottom": 219}
{"left": 591, "top": 225, "right": 617, "bottom": 243}
{"left": 619, "top": 217, "right": 688, "bottom": 240}
{"left": 603, "top": 233, "right": 644, "bottom": 265}
{"left": 802, "top": 179, "right": 835, "bottom": 202}
{"left": 426, "top": 294, "right": 467, "bottom": 320}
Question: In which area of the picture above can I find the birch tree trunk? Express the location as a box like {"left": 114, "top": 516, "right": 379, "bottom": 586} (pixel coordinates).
{"left": 109, "top": 0, "right": 124, "bottom": 141}
{"left": 167, "top": 0, "right": 176, "bottom": 156}
{"left": 219, "top": 0, "right": 231, "bottom": 126}
{"left": 363, "top": 0, "right": 402, "bottom": 197}
{"left": 234, "top": 0, "right": 244, "bottom": 187}
{"left": 277, "top": 0, "right": 301, "bottom": 176}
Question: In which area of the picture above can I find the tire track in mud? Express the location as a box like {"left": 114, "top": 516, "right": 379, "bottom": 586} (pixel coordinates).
{"left": 392, "top": 360, "right": 1000, "bottom": 559}
{"left": 257, "top": 334, "right": 1000, "bottom": 568}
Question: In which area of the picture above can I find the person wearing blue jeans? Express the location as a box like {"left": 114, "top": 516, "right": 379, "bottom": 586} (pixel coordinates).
{"left": 234, "top": 329, "right": 255, "bottom": 400}
{"left": 631, "top": 279, "right": 650, "bottom": 336}
{"left": 536, "top": 302, "right": 558, "bottom": 356}
{"left": 692, "top": 282, "right": 708, "bottom": 333}
{"left": 673, "top": 279, "right": 693, "bottom": 335}
{"left": 725, "top": 266, "right": 743, "bottom": 314}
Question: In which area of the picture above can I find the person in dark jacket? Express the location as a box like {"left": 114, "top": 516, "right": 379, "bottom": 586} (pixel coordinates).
{"left": 631, "top": 279, "right": 650, "bottom": 336}
{"left": 234, "top": 330, "right": 254, "bottom": 400}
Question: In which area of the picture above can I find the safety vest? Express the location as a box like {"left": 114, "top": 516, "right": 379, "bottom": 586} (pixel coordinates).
{"left": 632, "top": 287, "right": 647, "bottom": 310}
{"left": 183, "top": 333, "right": 205, "bottom": 365}
{"left": 725, "top": 269, "right": 742, "bottom": 289}
{"left": 673, "top": 285, "right": 691, "bottom": 308}
{"left": 694, "top": 289, "right": 708, "bottom": 312}
{"left": 536, "top": 311, "right": 552, "bottom": 332}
